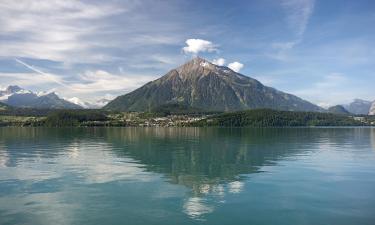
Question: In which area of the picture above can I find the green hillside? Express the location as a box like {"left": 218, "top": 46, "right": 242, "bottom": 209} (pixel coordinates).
{"left": 190, "top": 109, "right": 365, "bottom": 127}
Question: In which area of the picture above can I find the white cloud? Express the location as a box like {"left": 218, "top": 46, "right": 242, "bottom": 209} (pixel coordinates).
{"left": 0, "top": 69, "right": 155, "bottom": 101}
{"left": 6, "top": 57, "right": 156, "bottom": 98}
{"left": 316, "top": 102, "right": 332, "bottom": 109}
{"left": 212, "top": 58, "right": 226, "bottom": 66}
{"left": 70, "top": 70, "right": 155, "bottom": 95}
{"left": 228, "top": 62, "right": 244, "bottom": 72}
{"left": 182, "top": 39, "right": 218, "bottom": 54}
{"left": 0, "top": 0, "right": 126, "bottom": 63}
{"left": 0, "top": 72, "right": 63, "bottom": 87}
{"left": 281, "top": 0, "right": 315, "bottom": 36}
{"left": 65, "top": 97, "right": 89, "bottom": 108}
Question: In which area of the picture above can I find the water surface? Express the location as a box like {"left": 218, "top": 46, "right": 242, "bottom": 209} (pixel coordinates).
{"left": 0, "top": 127, "right": 375, "bottom": 225}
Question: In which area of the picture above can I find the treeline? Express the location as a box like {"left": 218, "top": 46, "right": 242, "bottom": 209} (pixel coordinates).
{"left": 190, "top": 109, "right": 366, "bottom": 127}
{"left": 44, "top": 110, "right": 109, "bottom": 126}
{"left": 1, "top": 107, "right": 371, "bottom": 127}
{"left": 0, "top": 107, "right": 56, "bottom": 116}
{"left": 0, "top": 109, "right": 112, "bottom": 127}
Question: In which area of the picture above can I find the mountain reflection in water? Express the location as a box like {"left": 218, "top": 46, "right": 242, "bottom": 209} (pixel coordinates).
{"left": 0, "top": 127, "right": 375, "bottom": 224}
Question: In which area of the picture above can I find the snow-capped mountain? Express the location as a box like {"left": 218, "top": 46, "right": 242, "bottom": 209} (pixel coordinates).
{"left": 0, "top": 85, "right": 31, "bottom": 101}
{"left": 66, "top": 97, "right": 111, "bottom": 109}
{"left": 0, "top": 85, "right": 82, "bottom": 109}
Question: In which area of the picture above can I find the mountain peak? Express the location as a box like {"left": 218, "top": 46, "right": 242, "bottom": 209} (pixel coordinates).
{"left": 105, "top": 57, "right": 323, "bottom": 112}
{"left": 191, "top": 56, "right": 207, "bottom": 63}
{"left": 353, "top": 98, "right": 371, "bottom": 104}
{"left": 345, "top": 98, "right": 372, "bottom": 114}
{"left": 43, "top": 92, "right": 59, "bottom": 98}
{"left": 5, "top": 85, "right": 22, "bottom": 94}
{"left": 181, "top": 57, "right": 212, "bottom": 68}
{"left": 174, "top": 57, "right": 223, "bottom": 80}
{"left": 328, "top": 105, "right": 350, "bottom": 115}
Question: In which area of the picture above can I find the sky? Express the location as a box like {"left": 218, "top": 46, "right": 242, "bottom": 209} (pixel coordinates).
{"left": 0, "top": 0, "right": 374, "bottom": 107}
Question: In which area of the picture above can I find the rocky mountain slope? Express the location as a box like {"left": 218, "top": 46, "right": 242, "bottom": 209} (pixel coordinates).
{"left": 104, "top": 57, "right": 323, "bottom": 112}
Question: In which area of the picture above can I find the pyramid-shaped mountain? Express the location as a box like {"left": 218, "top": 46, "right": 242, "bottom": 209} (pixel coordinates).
{"left": 104, "top": 57, "right": 323, "bottom": 112}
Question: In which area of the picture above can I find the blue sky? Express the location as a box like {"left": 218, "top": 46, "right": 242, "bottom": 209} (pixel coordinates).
{"left": 0, "top": 0, "right": 374, "bottom": 107}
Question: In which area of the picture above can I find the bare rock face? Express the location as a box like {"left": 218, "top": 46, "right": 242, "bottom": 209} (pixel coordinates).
{"left": 104, "top": 57, "right": 323, "bottom": 112}
{"left": 369, "top": 101, "right": 375, "bottom": 115}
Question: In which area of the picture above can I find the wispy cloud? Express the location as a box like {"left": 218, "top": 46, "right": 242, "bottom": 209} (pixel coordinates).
{"left": 2, "top": 59, "right": 156, "bottom": 101}
{"left": 267, "top": 0, "right": 315, "bottom": 61}
{"left": 0, "top": 0, "right": 126, "bottom": 63}
{"left": 0, "top": 72, "right": 61, "bottom": 87}
{"left": 71, "top": 70, "right": 155, "bottom": 94}
{"left": 281, "top": 0, "right": 315, "bottom": 37}
{"left": 0, "top": 0, "right": 374, "bottom": 105}
{"left": 14, "top": 58, "right": 67, "bottom": 87}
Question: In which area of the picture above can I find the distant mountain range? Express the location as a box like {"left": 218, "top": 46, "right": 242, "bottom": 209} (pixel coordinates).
{"left": 104, "top": 57, "right": 323, "bottom": 112}
{"left": 0, "top": 85, "right": 82, "bottom": 109}
{"left": 343, "top": 99, "right": 372, "bottom": 115}
{"left": 0, "top": 85, "right": 112, "bottom": 109}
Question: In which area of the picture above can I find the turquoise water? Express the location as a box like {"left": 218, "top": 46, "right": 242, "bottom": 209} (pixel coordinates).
{"left": 0, "top": 127, "right": 375, "bottom": 225}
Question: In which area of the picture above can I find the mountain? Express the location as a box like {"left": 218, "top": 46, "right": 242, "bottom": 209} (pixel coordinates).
{"left": 0, "top": 85, "right": 82, "bottom": 109}
{"left": 0, "top": 101, "right": 9, "bottom": 110}
{"left": 344, "top": 99, "right": 372, "bottom": 115}
{"left": 66, "top": 97, "right": 111, "bottom": 109}
{"left": 0, "top": 85, "right": 30, "bottom": 101}
{"left": 104, "top": 57, "right": 323, "bottom": 112}
{"left": 369, "top": 101, "right": 375, "bottom": 115}
{"left": 328, "top": 105, "right": 350, "bottom": 115}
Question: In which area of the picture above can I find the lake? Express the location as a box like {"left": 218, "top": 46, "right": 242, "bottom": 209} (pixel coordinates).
{"left": 0, "top": 127, "right": 375, "bottom": 225}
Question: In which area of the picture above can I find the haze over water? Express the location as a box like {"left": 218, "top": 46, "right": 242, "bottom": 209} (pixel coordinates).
{"left": 1, "top": 127, "right": 375, "bottom": 225}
